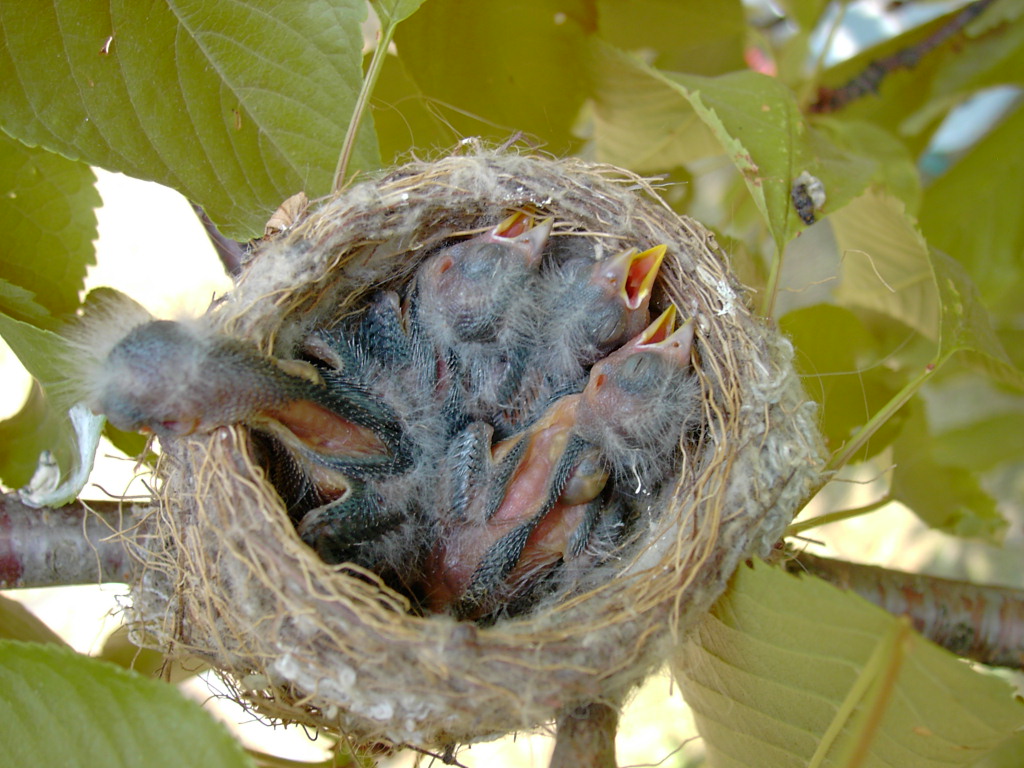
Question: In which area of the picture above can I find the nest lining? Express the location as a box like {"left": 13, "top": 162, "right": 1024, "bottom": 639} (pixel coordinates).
{"left": 124, "top": 145, "right": 824, "bottom": 747}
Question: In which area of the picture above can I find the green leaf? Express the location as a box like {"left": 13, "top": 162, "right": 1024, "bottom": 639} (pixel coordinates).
{"left": 0, "top": 640, "right": 255, "bottom": 768}
{"left": 638, "top": 66, "right": 877, "bottom": 253}
{"left": 831, "top": 190, "right": 940, "bottom": 342}
{"left": 372, "top": 0, "right": 427, "bottom": 27}
{"left": 0, "top": 1, "right": 378, "bottom": 240}
{"left": 0, "top": 313, "right": 73, "bottom": 391}
{"left": 932, "top": 413, "right": 1024, "bottom": 472}
{"left": 0, "top": 381, "right": 76, "bottom": 489}
{"left": 595, "top": 0, "right": 745, "bottom": 74}
{"left": 891, "top": 401, "right": 1006, "bottom": 540}
{"left": 919, "top": 102, "right": 1024, "bottom": 313}
{"left": 673, "top": 560, "right": 1024, "bottom": 768}
{"left": 393, "top": 0, "right": 594, "bottom": 154}
{"left": 588, "top": 42, "right": 720, "bottom": 172}
{"left": 0, "top": 314, "right": 84, "bottom": 489}
{"left": 779, "top": 304, "right": 905, "bottom": 460}
{"left": 372, "top": 51, "right": 461, "bottom": 165}
{"left": 0, "top": 278, "right": 49, "bottom": 325}
{"left": 0, "top": 595, "right": 68, "bottom": 646}
{"left": 838, "top": 186, "right": 1024, "bottom": 380}
{"left": 931, "top": 247, "right": 1023, "bottom": 388}
{"left": 659, "top": 69, "right": 804, "bottom": 253}
{"left": 812, "top": 117, "right": 921, "bottom": 213}
{"left": 0, "top": 133, "right": 99, "bottom": 321}
{"left": 923, "top": 371, "right": 1024, "bottom": 472}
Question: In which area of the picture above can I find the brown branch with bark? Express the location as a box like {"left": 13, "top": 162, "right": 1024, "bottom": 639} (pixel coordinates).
{"left": 810, "top": 0, "right": 995, "bottom": 113}
{"left": 0, "top": 493, "right": 139, "bottom": 588}
{"left": 5, "top": 491, "right": 1024, "bottom": 671}
{"left": 550, "top": 702, "right": 619, "bottom": 768}
{"left": 788, "top": 550, "right": 1024, "bottom": 669}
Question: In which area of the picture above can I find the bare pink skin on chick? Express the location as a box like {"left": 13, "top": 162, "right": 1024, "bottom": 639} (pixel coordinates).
{"left": 94, "top": 320, "right": 391, "bottom": 463}
{"left": 424, "top": 395, "right": 606, "bottom": 612}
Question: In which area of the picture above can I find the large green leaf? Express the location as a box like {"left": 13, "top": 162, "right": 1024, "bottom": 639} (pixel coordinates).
{"left": 634, "top": 65, "right": 878, "bottom": 253}
{"left": 831, "top": 191, "right": 941, "bottom": 342}
{"left": 779, "top": 304, "right": 906, "bottom": 460}
{"left": 673, "top": 560, "right": 1024, "bottom": 768}
{"left": 0, "top": 640, "right": 254, "bottom": 768}
{"left": 0, "top": 133, "right": 98, "bottom": 323}
{"left": 891, "top": 400, "right": 1006, "bottom": 541}
{"left": 919, "top": 102, "right": 1024, "bottom": 313}
{"left": 588, "top": 42, "right": 720, "bottom": 172}
{"left": 393, "top": 0, "right": 593, "bottom": 154}
{"left": 595, "top": 0, "right": 746, "bottom": 74}
{"left": 0, "top": 1, "right": 378, "bottom": 240}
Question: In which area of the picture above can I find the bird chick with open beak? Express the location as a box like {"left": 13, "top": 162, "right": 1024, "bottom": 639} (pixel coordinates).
{"left": 575, "top": 304, "right": 700, "bottom": 492}
{"left": 423, "top": 304, "right": 700, "bottom": 618}
{"left": 539, "top": 243, "right": 667, "bottom": 385}
{"left": 413, "top": 212, "right": 554, "bottom": 427}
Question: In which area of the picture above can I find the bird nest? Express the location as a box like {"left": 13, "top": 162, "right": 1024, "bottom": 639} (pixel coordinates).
{"left": 124, "top": 145, "right": 824, "bottom": 748}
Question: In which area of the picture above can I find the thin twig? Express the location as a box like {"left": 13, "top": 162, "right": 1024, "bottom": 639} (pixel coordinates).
{"left": 333, "top": 22, "right": 396, "bottom": 193}
{"left": 786, "top": 495, "right": 893, "bottom": 536}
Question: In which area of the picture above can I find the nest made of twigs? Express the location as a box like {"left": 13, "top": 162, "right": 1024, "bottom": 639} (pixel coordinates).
{"left": 125, "top": 144, "right": 824, "bottom": 748}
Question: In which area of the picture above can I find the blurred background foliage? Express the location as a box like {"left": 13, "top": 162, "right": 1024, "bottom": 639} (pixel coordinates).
{"left": 1, "top": 1, "right": 1023, "bottom": 766}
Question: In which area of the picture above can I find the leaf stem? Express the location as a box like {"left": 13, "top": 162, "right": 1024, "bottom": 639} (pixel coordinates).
{"left": 826, "top": 365, "right": 934, "bottom": 473}
{"left": 787, "top": 495, "right": 893, "bottom": 537}
{"left": 333, "top": 21, "right": 396, "bottom": 194}
{"left": 759, "top": 240, "right": 783, "bottom": 318}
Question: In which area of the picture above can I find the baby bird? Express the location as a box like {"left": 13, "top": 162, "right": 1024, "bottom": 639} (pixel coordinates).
{"left": 86, "top": 318, "right": 411, "bottom": 479}
{"left": 423, "top": 394, "right": 605, "bottom": 618}
{"left": 423, "top": 305, "right": 700, "bottom": 618}
{"left": 413, "top": 212, "right": 554, "bottom": 426}
{"left": 575, "top": 304, "right": 700, "bottom": 491}
{"left": 539, "top": 243, "right": 667, "bottom": 385}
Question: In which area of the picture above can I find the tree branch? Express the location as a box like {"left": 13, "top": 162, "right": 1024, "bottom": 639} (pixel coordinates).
{"left": 0, "top": 493, "right": 138, "bottom": 588}
{"left": 810, "top": 0, "right": 995, "bottom": 113}
{"left": 549, "top": 702, "right": 618, "bottom": 768}
{"left": 789, "top": 551, "right": 1024, "bottom": 669}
